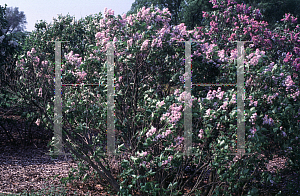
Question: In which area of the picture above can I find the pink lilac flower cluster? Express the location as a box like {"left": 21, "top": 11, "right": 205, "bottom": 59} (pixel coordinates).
{"left": 249, "top": 112, "right": 257, "bottom": 125}
{"left": 35, "top": 119, "right": 40, "bottom": 126}
{"left": 284, "top": 52, "right": 293, "bottom": 63}
{"left": 27, "top": 47, "right": 36, "bottom": 57}
{"left": 228, "top": 49, "right": 238, "bottom": 64}
{"left": 41, "top": 60, "right": 49, "bottom": 67}
{"left": 198, "top": 129, "right": 204, "bottom": 139}
{"left": 217, "top": 49, "right": 228, "bottom": 62}
{"left": 96, "top": 6, "right": 171, "bottom": 50}
{"left": 262, "top": 114, "right": 274, "bottom": 126}
{"left": 235, "top": 2, "right": 252, "bottom": 14}
{"left": 206, "top": 108, "right": 212, "bottom": 116}
{"left": 289, "top": 90, "right": 300, "bottom": 101}
{"left": 262, "top": 62, "right": 275, "bottom": 74}
{"left": 118, "top": 76, "right": 122, "bottom": 82}
{"left": 170, "top": 23, "right": 190, "bottom": 41}
{"left": 245, "top": 75, "right": 253, "bottom": 87}
{"left": 179, "top": 75, "right": 184, "bottom": 83}
{"left": 248, "top": 127, "right": 257, "bottom": 138}
{"left": 104, "top": 7, "right": 114, "bottom": 18}
{"left": 141, "top": 39, "right": 149, "bottom": 51}
{"left": 153, "top": 129, "right": 172, "bottom": 141}
{"left": 280, "top": 13, "right": 298, "bottom": 24}
{"left": 263, "top": 92, "right": 279, "bottom": 104}
{"left": 32, "top": 56, "right": 40, "bottom": 67}
{"left": 174, "top": 136, "right": 184, "bottom": 145}
{"left": 176, "top": 91, "right": 189, "bottom": 102}
{"left": 65, "top": 51, "right": 83, "bottom": 67}
{"left": 16, "top": 59, "right": 26, "bottom": 70}
{"left": 229, "top": 94, "right": 236, "bottom": 105}
{"left": 38, "top": 88, "right": 42, "bottom": 97}
{"left": 161, "top": 129, "right": 172, "bottom": 138}
{"left": 156, "top": 100, "right": 165, "bottom": 108}
{"left": 161, "top": 155, "right": 174, "bottom": 166}
{"left": 26, "top": 48, "right": 40, "bottom": 66}
{"left": 246, "top": 48, "right": 265, "bottom": 66}
{"left": 248, "top": 95, "right": 258, "bottom": 107}
{"left": 137, "top": 151, "right": 148, "bottom": 157}
{"left": 95, "top": 31, "right": 109, "bottom": 45}
{"left": 76, "top": 71, "right": 87, "bottom": 82}
{"left": 282, "top": 131, "right": 287, "bottom": 137}
{"left": 206, "top": 87, "right": 225, "bottom": 100}
{"left": 219, "top": 97, "right": 229, "bottom": 110}
{"left": 163, "top": 103, "right": 182, "bottom": 124}
{"left": 178, "top": 91, "right": 197, "bottom": 110}
{"left": 154, "top": 134, "right": 163, "bottom": 141}
{"left": 200, "top": 42, "right": 218, "bottom": 60}
{"left": 284, "top": 75, "right": 295, "bottom": 91}
{"left": 160, "top": 112, "right": 171, "bottom": 121}
{"left": 146, "top": 126, "right": 157, "bottom": 137}
{"left": 174, "top": 89, "right": 181, "bottom": 96}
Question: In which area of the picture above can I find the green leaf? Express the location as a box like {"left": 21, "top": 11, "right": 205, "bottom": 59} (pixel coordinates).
{"left": 285, "top": 104, "right": 292, "bottom": 111}
{"left": 248, "top": 187, "right": 259, "bottom": 195}
{"left": 53, "top": 174, "right": 59, "bottom": 180}
{"left": 219, "top": 140, "right": 225, "bottom": 146}
{"left": 243, "top": 169, "right": 249, "bottom": 174}
{"left": 159, "top": 154, "right": 164, "bottom": 161}
{"left": 130, "top": 156, "right": 138, "bottom": 162}
{"left": 118, "top": 143, "right": 126, "bottom": 151}
{"left": 224, "top": 144, "right": 228, "bottom": 150}
{"left": 250, "top": 107, "right": 256, "bottom": 112}
{"left": 167, "top": 182, "right": 178, "bottom": 189}
{"left": 83, "top": 173, "right": 89, "bottom": 181}
{"left": 148, "top": 170, "right": 156, "bottom": 176}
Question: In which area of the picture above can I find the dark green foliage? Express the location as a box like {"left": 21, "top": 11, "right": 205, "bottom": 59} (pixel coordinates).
{"left": 3, "top": 6, "right": 27, "bottom": 34}
{"left": 235, "top": 0, "right": 300, "bottom": 30}
{"left": 128, "top": 0, "right": 300, "bottom": 31}
{"left": 126, "top": 0, "right": 186, "bottom": 28}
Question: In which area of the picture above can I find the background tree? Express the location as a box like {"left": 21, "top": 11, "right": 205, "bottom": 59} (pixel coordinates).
{"left": 3, "top": 6, "right": 27, "bottom": 34}
{"left": 128, "top": 0, "right": 300, "bottom": 31}
{"left": 126, "top": 0, "right": 220, "bottom": 30}
{"left": 0, "top": 4, "right": 28, "bottom": 87}
{"left": 178, "top": 0, "right": 214, "bottom": 30}
{"left": 0, "top": 4, "right": 28, "bottom": 145}
{"left": 0, "top": 4, "right": 24, "bottom": 89}
{"left": 235, "top": 0, "right": 300, "bottom": 30}
{"left": 126, "top": 0, "right": 186, "bottom": 28}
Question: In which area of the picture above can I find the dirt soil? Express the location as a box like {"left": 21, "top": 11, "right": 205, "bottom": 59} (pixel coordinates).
{"left": 0, "top": 110, "right": 118, "bottom": 195}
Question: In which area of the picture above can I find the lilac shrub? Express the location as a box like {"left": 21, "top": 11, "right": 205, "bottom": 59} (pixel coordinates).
{"left": 13, "top": 0, "right": 300, "bottom": 195}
